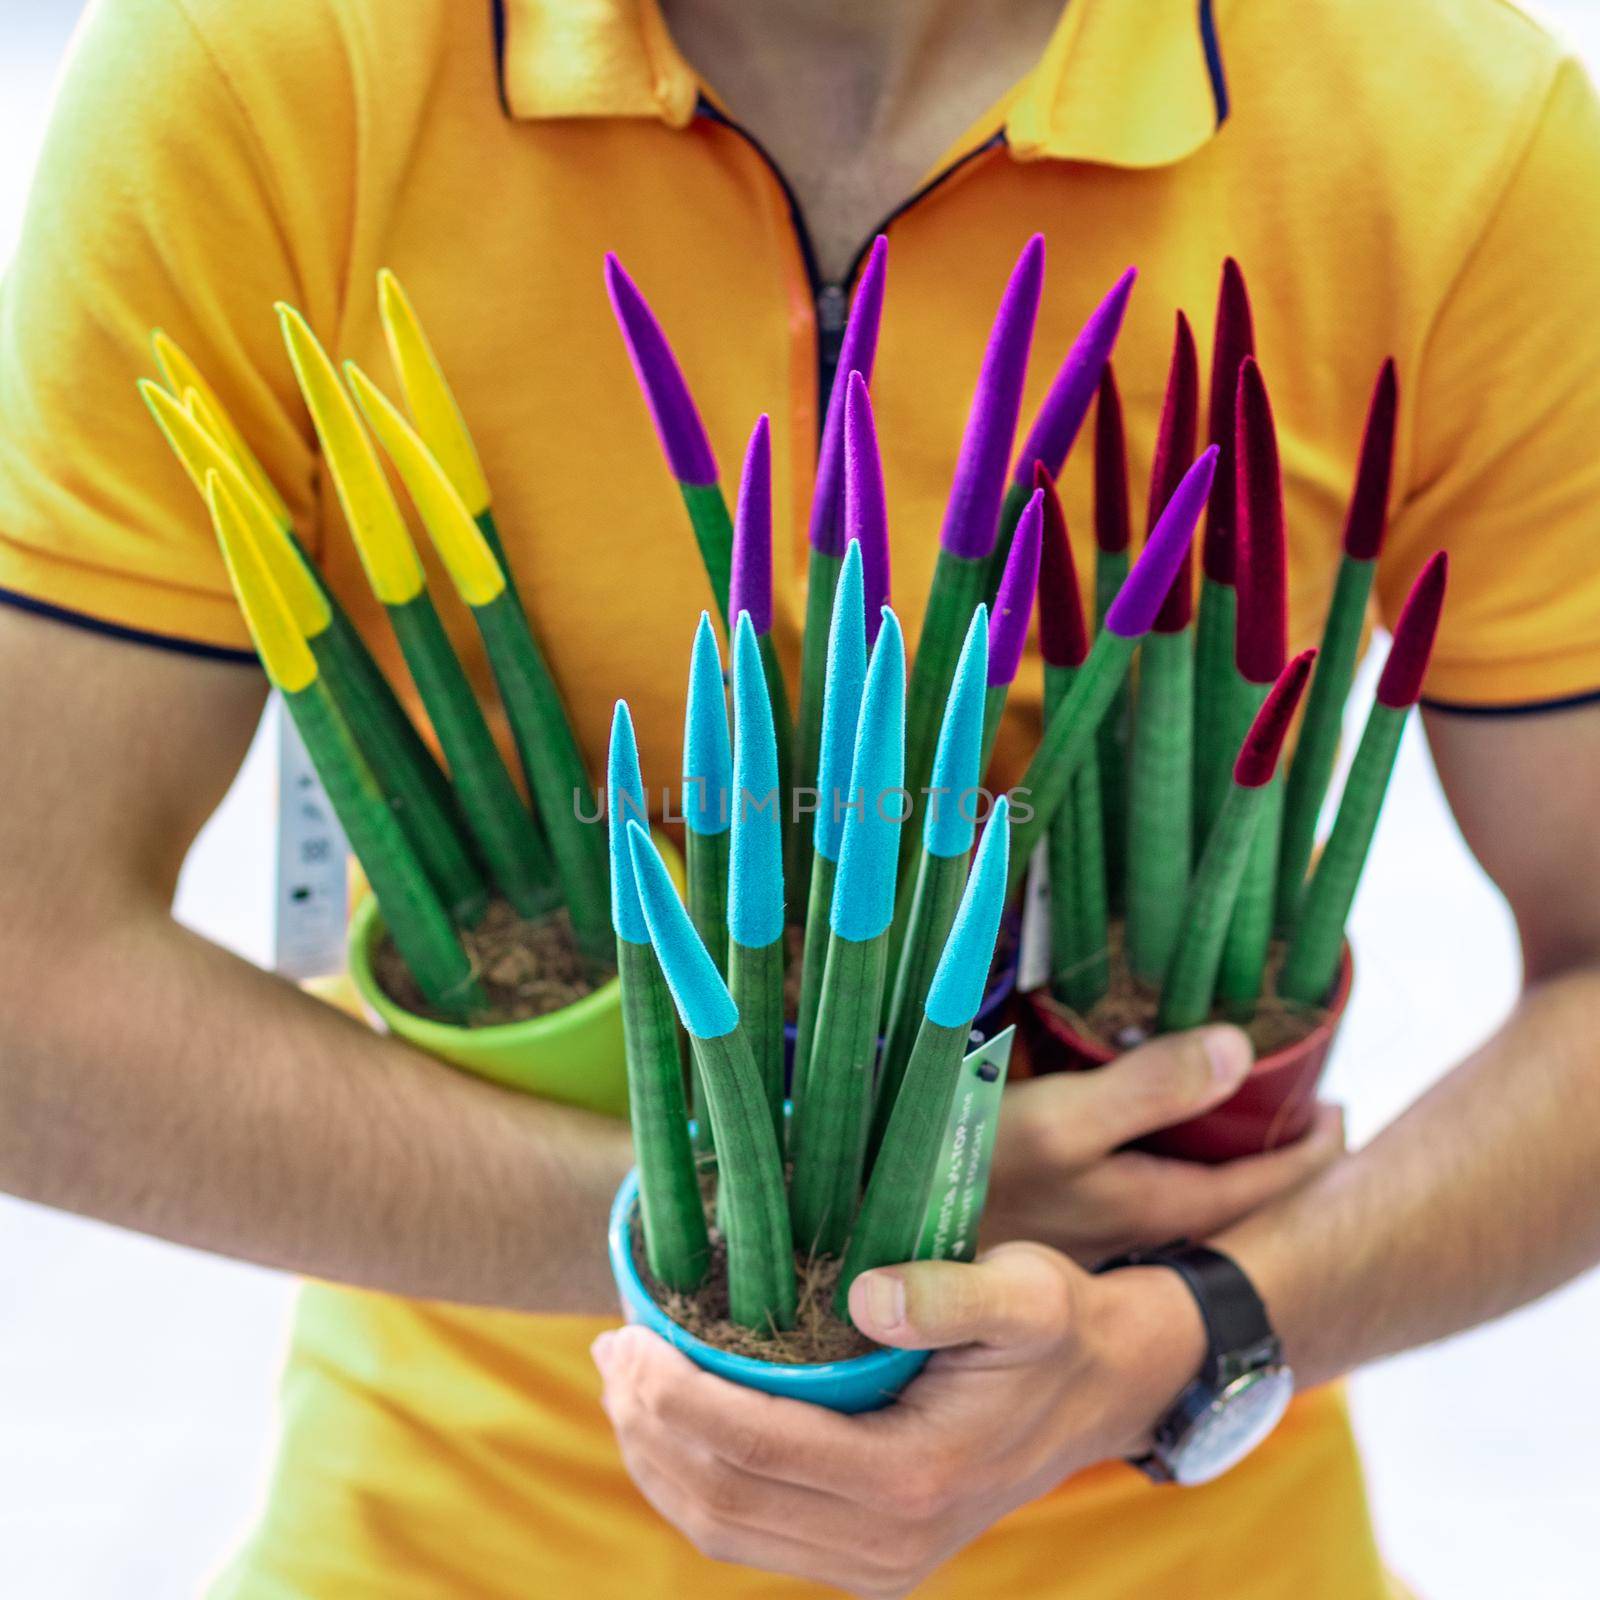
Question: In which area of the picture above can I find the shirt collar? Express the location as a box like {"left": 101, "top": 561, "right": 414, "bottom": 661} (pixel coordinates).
{"left": 496, "top": 0, "right": 1229, "bottom": 169}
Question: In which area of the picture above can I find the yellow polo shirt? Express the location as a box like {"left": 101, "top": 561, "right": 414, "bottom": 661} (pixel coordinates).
{"left": 4, "top": 0, "right": 1599, "bottom": 1594}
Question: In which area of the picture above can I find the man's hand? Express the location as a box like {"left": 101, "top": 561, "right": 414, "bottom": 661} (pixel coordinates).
{"left": 593, "top": 1244, "right": 1206, "bottom": 1599}
{"left": 987, "top": 1024, "right": 1344, "bottom": 1262}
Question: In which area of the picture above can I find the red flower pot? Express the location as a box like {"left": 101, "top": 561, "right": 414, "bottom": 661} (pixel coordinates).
{"left": 1017, "top": 946, "right": 1353, "bottom": 1164}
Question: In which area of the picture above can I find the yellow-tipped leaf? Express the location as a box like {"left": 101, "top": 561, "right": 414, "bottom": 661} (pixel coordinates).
{"left": 206, "top": 472, "right": 317, "bottom": 693}
{"left": 377, "top": 269, "right": 492, "bottom": 517}
{"left": 276, "top": 303, "right": 424, "bottom": 605}
{"left": 345, "top": 362, "right": 505, "bottom": 608}
{"left": 149, "top": 330, "right": 293, "bottom": 528}
{"left": 139, "top": 380, "right": 332, "bottom": 641}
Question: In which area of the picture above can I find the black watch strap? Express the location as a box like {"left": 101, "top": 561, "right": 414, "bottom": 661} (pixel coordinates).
{"left": 1094, "top": 1241, "right": 1276, "bottom": 1385}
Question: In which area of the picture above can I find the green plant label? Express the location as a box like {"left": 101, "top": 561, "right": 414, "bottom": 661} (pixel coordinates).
{"left": 914, "top": 1025, "right": 1015, "bottom": 1263}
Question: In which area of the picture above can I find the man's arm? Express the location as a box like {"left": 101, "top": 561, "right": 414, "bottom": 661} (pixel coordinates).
{"left": 0, "top": 608, "right": 631, "bottom": 1313}
{"left": 1216, "top": 702, "right": 1600, "bottom": 1384}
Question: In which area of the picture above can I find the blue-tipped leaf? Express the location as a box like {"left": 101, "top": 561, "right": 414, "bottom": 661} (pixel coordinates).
{"left": 831, "top": 609, "right": 906, "bottom": 941}
{"left": 925, "top": 607, "right": 989, "bottom": 860}
{"left": 627, "top": 821, "right": 739, "bottom": 1039}
{"left": 607, "top": 701, "right": 652, "bottom": 944}
{"left": 684, "top": 612, "right": 732, "bottom": 836}
{"left": 814, "top": 542, "right": 868, "bottom": 863}
{"left": 730, "top": 614, "right": 784, "bottom": 948}
{"left": 924, "top": 796, "right": 1011, "bottom": 1028}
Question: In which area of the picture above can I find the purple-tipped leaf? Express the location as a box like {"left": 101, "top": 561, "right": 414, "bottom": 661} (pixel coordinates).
{"left": 1014, "top": 266, "right": 1138, "bottom": 484}
{"left": 987, "top": 490, "right": 1043, "bottom": 687}
{"left": 604, "top": 253, "right": 718, "bottom": 486}
{"left": 1105, "top": 446, "right": 1217, "bottom": 639}
{"left": 730, "top": 414, "right": 773, "bottom": 634}
{"left": 809, "top": 237, "right": 889, "bottom": 555}
{"left": 939, "top": 235, "right": 1045, "bottom": 560}
{"left": 844, "top": 373, "right": 891, "bottom": 642}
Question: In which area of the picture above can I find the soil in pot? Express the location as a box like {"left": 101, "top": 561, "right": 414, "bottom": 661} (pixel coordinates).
{"left": 1044, "top": 921, "right": 1330, "bottom": 1057}
{"left": 374, "top": 897, "right": 615, "bottom": 1026}
{"left": 630, "top": 1173, "right": 877, "bottom": 1366}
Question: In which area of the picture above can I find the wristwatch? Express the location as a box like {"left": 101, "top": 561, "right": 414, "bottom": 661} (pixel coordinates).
{"left": 1095, "top": 1241, "right": 1293, "bottom": 1486}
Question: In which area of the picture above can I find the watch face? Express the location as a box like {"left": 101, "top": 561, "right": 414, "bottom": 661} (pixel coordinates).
{"left": 1168, "top": 1368, "right": 1294, "bottom": 1486}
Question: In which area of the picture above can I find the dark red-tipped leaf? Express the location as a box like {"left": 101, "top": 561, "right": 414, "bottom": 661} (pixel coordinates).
{"left": 1233, "top": 358, "right": 1287, "bottom": 684}
{"left": 1201, "top": 257, "right": 1256, "bottom": 583}
{"left": 1376, "top": 552, "right": 1448, "bottom": 708}
{"left": 1093, "top": 366, "right": 1130, "bottom": 554}
{"left": 1341, "top": 359, "right": 1399, "bottom": 560}
{"left": 1149, "top": 311, "right": 1200, "bottom": 632}
{"left": 1234, "top": 649, "right": 1316, "bottom": 788}
{"left": 1035, "top": 463, "right": 1088, "bottom": 669}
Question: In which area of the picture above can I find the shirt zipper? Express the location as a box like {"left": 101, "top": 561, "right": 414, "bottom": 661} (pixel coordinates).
{"left": 694, "top": 97, "right": 1004, "bottom": 442}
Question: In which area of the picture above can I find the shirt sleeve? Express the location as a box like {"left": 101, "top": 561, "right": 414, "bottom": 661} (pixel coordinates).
{"left": 1381, "top": 53, "right": 1600, "bottom": 710}
{"left": 0, "top": 0, "right": 340, "bottom": 655}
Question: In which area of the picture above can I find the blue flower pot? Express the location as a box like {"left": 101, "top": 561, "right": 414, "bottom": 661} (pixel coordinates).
{"left": 608, "top": 1168, "right": 928, "bottom": 1414}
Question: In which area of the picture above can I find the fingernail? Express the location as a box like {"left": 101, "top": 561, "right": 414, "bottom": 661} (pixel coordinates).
{"left": 858, "top": 1271, "right": 906, "bottom": 1333}
{"left": 1201, "top": 1026, "right": 1253, "bottom": 1087}
{"left": 591, "top": 1332, "right": 618, "bottom": 1375}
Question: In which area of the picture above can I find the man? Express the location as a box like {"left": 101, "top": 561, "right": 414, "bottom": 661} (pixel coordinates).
{"left": 2, "top": 1, "right": 1599, "bottom": 1596}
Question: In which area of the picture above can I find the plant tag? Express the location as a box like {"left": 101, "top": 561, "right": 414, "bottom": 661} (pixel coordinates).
{"left": 1016, "top": 840, "right": 1051, "bottom": 992}
{"left": 914, "top": 1025, "right": 1015, "bottom": 1264}
{"left": 272, "top": 696, "right": 350, "bottom": 979}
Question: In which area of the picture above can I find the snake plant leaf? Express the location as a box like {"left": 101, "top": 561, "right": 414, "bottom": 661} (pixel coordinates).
{"left": 1148, "top": 311, "right": 1201, "bottom": 632}
{"left": 1277, "top": 359, "right": 1400, "bottom": 927}
{"left": 793, "top": 542, "right": 869, "bottom": 1102}
{"left": 376, "top": 268, "right": 493, "bottom": 519}
{"left": 603, "top": 254, "right": 718, "bottom": 487}
{"left": 942, "top": 235, "right": 1045, "bottom": 563}
{"left": 609, "top": 703, "right": 708, "bottom": 1292}
{"left": 809, "top": 236, "right": 889, "bottom": 559}
{"left": 207, "top": 472, "right": 482, "bottom": 1015}
{"left": 840, "top": 797, "right": 1011, "bottom": 1308}
{"left": 627, "top": 821, "right": 794, "bottom": 1332}
{"left": 844, "top": 373, "right": 892, "bottom": 641}
{"left": 987, "top": 489, "right": 1043, "bottom": 690}
{"left": 604, "top": 254, "right": 732, "bottom": 622}
{"left": 276, "top": 304, "right": 425, "bottom": 603}
{"left": 1013, "top": 267, "right": 1138, "bottom": 484}
{"left": 151, "top": 330, "right": 293, "bottom": 528}
{"left": 1200, "top": 257, "right": 1257, "bottom": 589}
{"left": 1037, "top": 463, "right": 1088, "bottom": 673}
{"left": 1158, "top": 650, "right": 1314, "bottom": 1033}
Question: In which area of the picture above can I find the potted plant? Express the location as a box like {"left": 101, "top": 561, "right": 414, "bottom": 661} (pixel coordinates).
{"left": 605, "top": 587, "right": 1017, "bottom": 1412}
{"left": 1019, "top": 262, "right": 1447, "bottom": 1162}
{"left": 142, "top": 287, "right": 638, "bottom": 1116}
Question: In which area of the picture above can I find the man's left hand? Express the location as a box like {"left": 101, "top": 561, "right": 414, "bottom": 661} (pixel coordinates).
{"left": 592, "top": 1244, "right": 1208, "bottom": 1599}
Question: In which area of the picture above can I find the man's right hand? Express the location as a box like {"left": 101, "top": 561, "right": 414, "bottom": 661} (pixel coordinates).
{"left": 984, "top": 1024, "right": 1345, "bottom": 1263}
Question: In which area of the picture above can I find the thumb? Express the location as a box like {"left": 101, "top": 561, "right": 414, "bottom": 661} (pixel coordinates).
{"left": 1075, "top": 1023, "right": 1254, "bottom": 1152}
{"left": 847, "top": 1243, "right": 1076, "bottom": 1356}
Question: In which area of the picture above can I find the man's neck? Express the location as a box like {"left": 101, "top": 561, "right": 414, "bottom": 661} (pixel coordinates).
{"left": 660, "top": 0, "right": 1064, "bottom": 282}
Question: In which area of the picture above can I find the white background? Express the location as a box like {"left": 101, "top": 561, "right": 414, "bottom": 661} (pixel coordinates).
{"left": 3, "top": 3, "right": 1600, "bottom": 1595}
